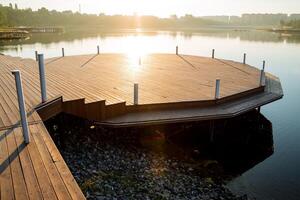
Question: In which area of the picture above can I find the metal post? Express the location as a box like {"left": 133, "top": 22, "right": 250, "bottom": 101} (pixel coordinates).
{"left": 259, "top": 60, "right": 266, "bottom": 86}
{"left": 176, "top": 46, "right": 178, "bottom": 55}
{"left": 212, "top": 49, "right": 215, "bottom": 59}
{"left": 62, "top": 48, "right": 65, "bottom": 57}
{"left": 35, "top": 51, "right": 38, "bottom": 61}
{"left": 134, "top": 83, "right": 139, "bottom": 105}
{"left": 11, "top": 70, "right": 30, "bottom": 144}
{"left": 259, "top": 70, "right": 265, "bottom": 86}
{"left": 243, "top": 53, "right": 246, "bottom": 64}
{"left": 97, "top": 45, "right": 100, "bottom": 54}
{"left": 38, "top": 54, "right": 47, "bottom": 103}
{"left": 215, "top": 79, "right": 220, "bottom": 99}
{"left": 139, "top": 56, "right": 141, "bottom": 65}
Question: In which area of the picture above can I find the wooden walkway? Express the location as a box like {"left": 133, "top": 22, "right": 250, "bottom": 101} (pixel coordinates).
{"left": 0, "top": 55, "right": 86, "bottom": 200}
{"left": 0, "top": 53, "right": 283, "bottom": 199}
{"left": 0, "top": 122, "right": 85, "bottom": 200}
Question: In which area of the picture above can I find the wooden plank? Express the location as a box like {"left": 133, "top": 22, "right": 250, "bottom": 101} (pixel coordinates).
{"left": 12, "top": 127, "right": 43, "bottom": 200}
{"left": 26, "top": 126, "right": 58, "bottom": 200}
{"left": 36, "top": 97, "right": 63, "bottom": 121}
{"left": 5, "top": 128, "right": 29, "bottom": 200}
{"left": 62, "top": 98, "right": 85, "bottom": 118}
{"left": 0, "top": 129, "right": 15, "bottom": 200}
{"left": 85, "top": 100, "right": 105, "bottom": 121}
{"left": 30, "top": 125, "right": 72, "bottom": 200}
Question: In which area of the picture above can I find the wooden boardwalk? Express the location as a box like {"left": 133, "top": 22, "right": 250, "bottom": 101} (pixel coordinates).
{"left": 0, "top": 53, "right": 283, "bottom": 199}
{"left": 0, "top": 55, "right": 88, "bottom": 200}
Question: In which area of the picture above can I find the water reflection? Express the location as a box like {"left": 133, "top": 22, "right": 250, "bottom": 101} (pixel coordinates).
{"left": 2, "top": 29, "right": 300, "bottom": 54}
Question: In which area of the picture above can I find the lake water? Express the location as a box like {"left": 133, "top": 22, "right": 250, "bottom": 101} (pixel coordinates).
{"left": 1, "top": 29, "right": 300, "bottom": 200}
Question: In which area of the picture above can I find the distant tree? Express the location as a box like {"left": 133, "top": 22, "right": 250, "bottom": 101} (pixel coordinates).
{"left": 0, "top": 9, "right": 7, "bottom": 26}
{"left": 14, "top": 3, "right": 18, "bottom": 10}
{"left": 170, "top": 14, "right": 178, "bottom": 20}
{"left": 9, "top": 3, "right": 13, "bottom": 9}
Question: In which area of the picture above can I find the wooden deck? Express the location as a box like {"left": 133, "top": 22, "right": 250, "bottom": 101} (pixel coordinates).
{"left": 0, "top": 55, "right": 87, "bottom": 200}
{"left": 0, "top": 53, "right": 283, "bottom": 199}
{"left": 0, "top": 121, "right": 85, "bottom": 200}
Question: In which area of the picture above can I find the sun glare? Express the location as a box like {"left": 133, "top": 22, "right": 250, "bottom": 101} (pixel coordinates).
{"left": 125, "top": 36, "right": 151, "bottom": 72}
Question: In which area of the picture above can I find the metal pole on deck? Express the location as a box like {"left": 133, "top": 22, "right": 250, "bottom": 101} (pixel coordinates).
{"left": 62, "top": 48, "right": 65, "bottom": 57}
{"left": 35, "top": 51, "right": 38, "bottom": 61}
{"left": 243, "top": 53, "right": 246, "bottom": 64}
{"left": 11, "top": 70, "right": 30, "bottom": 144}
{"left": 259, "top": 61, "right": 266, "bottom": 86}
{"left": 134, "top": 83, "right": 139, "bottom": 105}
{"left": 38, "top": 54, "right": 47, "bottom": 103}
{"left": 215, "top": 79, "right": 220, "bottom": 99}
{"left": 97, "top": 45, "right": 100, "bottom": 54}
{"left": 176, "top": 46, "right": 178, "bottom": 55}
{"left": 212, "top": 49, "right": 215, "bottom": 59}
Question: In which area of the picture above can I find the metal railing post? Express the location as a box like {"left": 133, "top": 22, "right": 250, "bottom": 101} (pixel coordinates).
{"left": 176, "top": 46, "right": 178, "bottom": 55}
{"left": 38, "top": 54, "right": 47, "bottom": 103}
{"left": 11, "top": 70, "right": 30, "bottom": 144}
{"left": 215, "top": 79, "right": 220, "bottom": 99}
{"left": 134, "top": 83, "right": 139, "bottom": 105}
{"left": 260, "top": 61, "right": 266, "bottom": 86}
{"left": 35, "top": 51, "right": 38, "bottom": 61}
{"left": 212, "top": 49, "right": 215, "bottom": 59}
{"left": 97, "top": 45, "right": 100, "bottom": 54}
{"left": 62, "top": 48, "right": 65, "bottom": 57}
{"left": 243, "top": 53, "right": 246, "bottom": 64}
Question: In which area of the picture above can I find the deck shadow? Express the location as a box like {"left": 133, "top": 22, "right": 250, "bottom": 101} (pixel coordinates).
{"left": 0, "top": 131, "right": 27, "bottom": 174}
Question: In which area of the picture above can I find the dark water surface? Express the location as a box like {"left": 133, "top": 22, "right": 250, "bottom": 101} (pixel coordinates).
{"left": 1, "top": 29, "right": 299, "bottom": 200}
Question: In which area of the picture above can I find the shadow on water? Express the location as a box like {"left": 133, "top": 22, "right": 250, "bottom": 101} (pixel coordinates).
{"left": 45, "top": 109, "right": 273, "bottom": 182}
{"left": 134, "top": 110, "right": 274, "bottom": 179}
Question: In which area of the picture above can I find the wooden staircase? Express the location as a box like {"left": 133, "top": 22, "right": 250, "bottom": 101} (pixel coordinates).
{"left": 36, "top": 96, "right": 127, "bottom": 122}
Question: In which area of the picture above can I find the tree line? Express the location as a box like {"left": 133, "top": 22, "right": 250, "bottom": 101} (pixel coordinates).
{"left": 0, "top": 4, "right": 220, "bottom": 29}
{"left": 1, "top": 3, "right": 300, "bottom": 29}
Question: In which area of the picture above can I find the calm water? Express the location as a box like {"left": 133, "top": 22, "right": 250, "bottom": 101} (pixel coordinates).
{"left": 1, "top": 30, "right": 300, "bottom": 200}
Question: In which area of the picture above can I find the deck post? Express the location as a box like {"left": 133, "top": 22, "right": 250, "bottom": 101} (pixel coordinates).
{"left": 35, "top": 51, "right": 38, "bottom": 61}
{"left": 134, "top": 83, "right": 139, "bottom": 105}
{"left": 215, "top": 79, "right": 220, "bottom": 99}
{"left": 176, "top": 46, "right": 178, "bottom": 55}
{"left": 38, "top": 54, "right": 47, "bottom": 103}
{"left": 243, "top": 53, "right": 246, "bottom": 64}
{"left": 97, "top": 45, "right": 100, "bottom": 54}
{"left": 260, "top": 61, "right": 265, "bottom": 86}
{"left": 11, "top": 70, "right": 30, "bottom": 144}
{"left": 139, "top": 56, "right": 142, "bottom": 65}
{"left": 212, "top": 49, "right": 215, "bottom": 59}
{"left": 62, "top": 48, "right": 65, "bottom": 57}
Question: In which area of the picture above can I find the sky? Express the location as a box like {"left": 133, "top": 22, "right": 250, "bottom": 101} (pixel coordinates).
{"left": 1, "top": 0, "right": 300, "bottom": 17}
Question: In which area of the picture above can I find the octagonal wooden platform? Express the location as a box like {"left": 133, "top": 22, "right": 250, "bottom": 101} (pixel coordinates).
{"left": 0, "top": 53, "right": 283, "bottom": 199}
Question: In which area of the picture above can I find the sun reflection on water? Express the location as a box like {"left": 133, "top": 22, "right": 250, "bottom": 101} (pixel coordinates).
{"left": 125, "top": 36, "right": 151, "bottom": 72}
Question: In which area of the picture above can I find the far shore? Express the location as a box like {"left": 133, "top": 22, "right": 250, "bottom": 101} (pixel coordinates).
{"left": 1, "top": 25, "right": 300, "bottom": 40}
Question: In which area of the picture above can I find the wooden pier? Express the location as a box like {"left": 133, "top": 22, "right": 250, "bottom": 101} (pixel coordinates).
{"left": 0, "top": 51, "right": 283, "bottom": 199}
